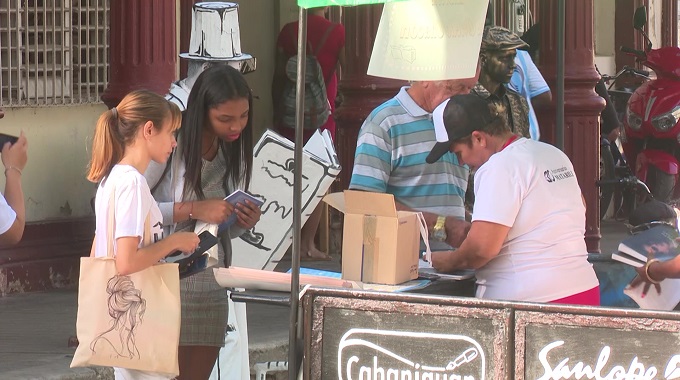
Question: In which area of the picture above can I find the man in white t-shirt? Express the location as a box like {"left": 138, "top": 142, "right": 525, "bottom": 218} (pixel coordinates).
{"left": 425, "top": 94, "right": 600, "bottom": 305}
{"left": 0, "top": 117, "right": 28, "bottom": 246}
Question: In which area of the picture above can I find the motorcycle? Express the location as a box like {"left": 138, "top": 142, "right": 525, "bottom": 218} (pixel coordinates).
{"left": 620, "top": 6, "right": 680, "bottom": 203}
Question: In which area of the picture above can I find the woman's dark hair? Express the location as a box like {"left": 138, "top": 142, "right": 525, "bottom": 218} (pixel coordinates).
{"left": 179, "top": 65, "right": 254, "bottom": 200}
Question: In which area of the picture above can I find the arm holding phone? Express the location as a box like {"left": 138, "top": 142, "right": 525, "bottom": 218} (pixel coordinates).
{"left": 0, "top": 131, "right": 27, "bottom": 246}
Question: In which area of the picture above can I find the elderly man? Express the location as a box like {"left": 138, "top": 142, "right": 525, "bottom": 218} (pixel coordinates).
{"left": 349, "top": 74, "right": 479, "bottom": 248}
{"left": 473, "top": 26, "right": 531, "bottom": 139}
{"left": 426, "top": 94, "right": 599, "bottom": 305}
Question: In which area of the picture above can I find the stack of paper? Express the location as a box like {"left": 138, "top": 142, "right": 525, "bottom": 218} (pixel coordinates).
{"left": 213, "top": 266, "right": 359, "bottom": 292}
{"left": 612, "top": 225, "right": 680, "bottom": 310}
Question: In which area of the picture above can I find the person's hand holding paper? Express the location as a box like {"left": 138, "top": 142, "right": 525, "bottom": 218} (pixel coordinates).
{"left": 191, "top": 198, "right": 235, "bottom": 224}
{"left": 219, "top": 190, "right": 263, "bottom": 233}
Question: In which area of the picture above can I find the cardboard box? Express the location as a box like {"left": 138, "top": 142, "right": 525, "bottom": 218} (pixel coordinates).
{"left": 323, "top": 190, "right": 420, "bottom": 285}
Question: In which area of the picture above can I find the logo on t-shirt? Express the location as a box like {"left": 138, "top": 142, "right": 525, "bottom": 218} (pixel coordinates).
{"left": 544, "top": 166, "right": 574, "bottom": 183}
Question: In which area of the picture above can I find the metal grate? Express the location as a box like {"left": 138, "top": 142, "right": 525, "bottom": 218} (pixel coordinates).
{"left": 0, "top": 0, "right": 109, "bottom": 106}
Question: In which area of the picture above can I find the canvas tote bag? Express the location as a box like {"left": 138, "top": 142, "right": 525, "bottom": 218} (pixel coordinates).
{"left": 71, "top": 188, "right": 181, "bottom": 376}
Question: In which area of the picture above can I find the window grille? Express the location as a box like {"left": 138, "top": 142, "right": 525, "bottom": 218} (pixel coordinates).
{"left": 0, "top": 0, "right": 109, "bottom": 106}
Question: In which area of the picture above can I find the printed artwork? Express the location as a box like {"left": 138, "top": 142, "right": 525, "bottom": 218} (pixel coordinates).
{"left": 90, "top": 276, "right": 146, "bottom": 360}
{"left": 231, "top": 130, "right": 340, "bottom": 270}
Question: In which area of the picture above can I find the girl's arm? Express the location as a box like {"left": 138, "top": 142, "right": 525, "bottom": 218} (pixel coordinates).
{"left": 114, "top": 232, "right": 199, "bottom": 275}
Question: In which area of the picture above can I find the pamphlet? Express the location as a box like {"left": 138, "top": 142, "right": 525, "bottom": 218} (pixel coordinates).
{"left": 219, "top": 189, "right": 264, "bottom": 233}
{"left": 624, "top": 278, "right": 680, "bottom": 311}
{"left": 165, "top": 230, "right": 219, "bottom": 279}
{"left": 615, "top": 225, "right": 679, "bottom": 264}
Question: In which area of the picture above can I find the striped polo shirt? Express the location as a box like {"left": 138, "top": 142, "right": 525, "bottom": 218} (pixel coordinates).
{"left": 349, "top": 87, "right": 469, "bottom": 219}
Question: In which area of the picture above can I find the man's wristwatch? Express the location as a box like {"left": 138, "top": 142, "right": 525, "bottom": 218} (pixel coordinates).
{"left": 432, "top": 216, "right": 447, "bottom": 242}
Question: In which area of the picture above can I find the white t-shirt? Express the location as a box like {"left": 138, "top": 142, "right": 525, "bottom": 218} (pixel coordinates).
{"left": 472, "top": 138, "right": 599, "bottom": 302}
{"left": 94, "top": 165, "right": 170, "bottom": 380}
{"left": 0, "top": 193, "right": 16, "bottom": 235}
{"left": 94, "top": 165, "right": 164, "bottom": 258}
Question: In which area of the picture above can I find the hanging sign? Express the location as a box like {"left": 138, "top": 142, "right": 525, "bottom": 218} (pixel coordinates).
{"left": 367, "top": 0, "right": 487, "bottom": 81}
{"left": 297, "top": 0, "right": 407, "bottom": 8}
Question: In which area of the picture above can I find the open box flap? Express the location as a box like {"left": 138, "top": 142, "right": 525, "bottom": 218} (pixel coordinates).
{"left": 324, "top": 190, "right": 397, "bottom": 217}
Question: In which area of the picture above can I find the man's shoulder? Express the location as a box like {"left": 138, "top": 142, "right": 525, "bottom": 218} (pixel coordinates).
{"left": 365, "top": 96, "right": 409, "bottom": 123}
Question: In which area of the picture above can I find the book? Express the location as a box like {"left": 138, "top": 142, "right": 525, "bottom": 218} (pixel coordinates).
{"left": 165, "top": 230, "right": 219, "bottom": 279}
{"left": 614, "top": 225, "right": 680, "bottom": 265}
{"left": 218, "top": 189, "right": 265, "bottom": 233}
{"left": 611, "top": 252, "right": 645, "bottom": 268}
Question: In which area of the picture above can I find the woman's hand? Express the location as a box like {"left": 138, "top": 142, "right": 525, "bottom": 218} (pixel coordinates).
{"left": 193, "top": 199, "right": 234, "bottom": 224}
{"left": 630, "top": 254, "right": 663, "bottom": 297}
{"left": 170, "top": 231, "right": 200, "bottom": 253}
{"left": 2, "top": 131, "right": 27, "bottom": 172}
{"left": 431, "top": 250, "right": 456, "bottom": 274}
{"left": 235, "top": 199, "right": 262, "bottom": 229}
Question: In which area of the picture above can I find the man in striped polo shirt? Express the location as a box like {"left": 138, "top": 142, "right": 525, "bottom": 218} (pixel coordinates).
{"left": 349, "top": 75, "right": 478, "bottom": 248}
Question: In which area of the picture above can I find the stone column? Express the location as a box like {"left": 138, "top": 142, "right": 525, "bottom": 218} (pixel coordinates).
{"left": 334, "top": 5, "right": 405, "bottom": 190}
{"left": 101, "top": 0, "right": 176, "bottom": 108}
{"left": 538, "top": 0, "right": 605, "bottom": 252}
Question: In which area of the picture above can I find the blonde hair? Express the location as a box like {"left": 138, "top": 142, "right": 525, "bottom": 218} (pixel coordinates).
{"left": 87, "top": 90, "right": 181, "bottom": 183}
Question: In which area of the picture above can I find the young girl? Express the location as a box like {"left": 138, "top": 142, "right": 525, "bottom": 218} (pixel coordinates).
{"left": 87, "top": 90, "right": 200, "bottom": 380}
{"left": 146, "top": 65, "right": 262, "bottom": 379}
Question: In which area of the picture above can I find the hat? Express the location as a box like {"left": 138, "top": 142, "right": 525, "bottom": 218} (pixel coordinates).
{"left": 480, "top": 26, "right": 529, "bottom": 52}
{"left": 426, "top": 94, "right": 502, "bottom": 164}
{"left": 180, "top": 2, "right": 255, "bottom": 69}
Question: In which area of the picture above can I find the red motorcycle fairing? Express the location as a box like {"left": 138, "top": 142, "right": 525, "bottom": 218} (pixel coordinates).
{"left": 635, "top": 149, "right": 680, "bottom": 181}
{"left": 626, "top": 78, "right": 680, "bottom": 140}
{"left": 642, "top": 47, "right": 680, "bottom": 81}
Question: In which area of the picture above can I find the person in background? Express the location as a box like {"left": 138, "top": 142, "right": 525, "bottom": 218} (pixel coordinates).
{"left": 427, "top": 94, "right": 600, "bottom": 305}
{"left": 0, "top": 110, "right": 27, "bottom": 246}
{"left": 508, "top": 48, "right": 552, "bottom": 141}
{"left": 87, "top": 90, "right": 200, "bottom": 379}
{"left": 349, "top": 69, "right": 480, "bottom": 249}
{"left": 146, "top": 65, "right": 262, "bottom": 380}
{"left": 272, "top": 5, "right": 345, "bottom": 260}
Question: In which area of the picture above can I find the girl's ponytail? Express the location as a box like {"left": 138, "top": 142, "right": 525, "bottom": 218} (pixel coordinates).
{"left": 87, "top": 108, "right": 124, "bottom": 183}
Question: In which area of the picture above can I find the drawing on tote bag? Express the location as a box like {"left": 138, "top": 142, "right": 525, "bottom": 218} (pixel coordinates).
{"left": 89, "top": 276, "right": 147, "bottom": 359}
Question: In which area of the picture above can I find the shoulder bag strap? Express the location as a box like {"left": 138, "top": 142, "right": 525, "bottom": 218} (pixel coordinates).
{"left": 314, "top": 24, "right": 338, "bottom": 84}
{"left": 289, "top": 26, "right": 313, "bottom": 58}
{"left": 106, "top": 185, "right": 116, "bottom": 259}
{"left": 314, "top": 23, "right": 337, "bottom": 56}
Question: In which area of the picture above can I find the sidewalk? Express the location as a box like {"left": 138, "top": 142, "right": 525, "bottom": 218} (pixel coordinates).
{"left": 0, "top": 220, "right": 630, "bottom": 379}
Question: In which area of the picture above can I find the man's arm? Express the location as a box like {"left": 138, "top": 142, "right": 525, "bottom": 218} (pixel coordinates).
{"left": 531, "top": 91, "right": 552, "bottom": 109}
{"left": 430, "top": 220, "right": 509, "bottom": 273}
{"left": 0, "top": 132, "right": 27, "bottom": 246}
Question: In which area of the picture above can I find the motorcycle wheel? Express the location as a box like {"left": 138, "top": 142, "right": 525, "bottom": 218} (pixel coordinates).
{"left": 600, "top": 144, "right": 616, "bottom": 219}
{"left": 647, "top": 165, "right": 675, "bottom": 203}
